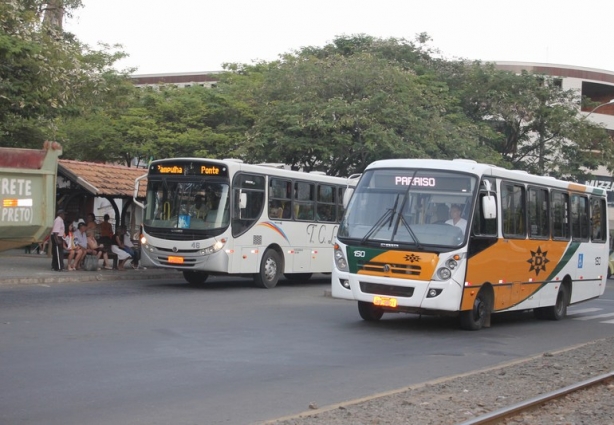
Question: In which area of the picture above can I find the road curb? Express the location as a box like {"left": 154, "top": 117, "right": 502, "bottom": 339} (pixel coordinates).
{"left": 0, "top": 271, "right": 181, "bottom": 286}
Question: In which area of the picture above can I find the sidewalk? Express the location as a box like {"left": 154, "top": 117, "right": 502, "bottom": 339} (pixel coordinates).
{"left": 0, "top": 248, "right": 181, "bottom": 285}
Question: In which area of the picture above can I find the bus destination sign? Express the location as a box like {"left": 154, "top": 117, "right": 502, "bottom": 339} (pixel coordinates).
{"left": 150, "top": 161, "right": 228, "bottom": 177}
{"left": 373, "top": 171, "right": 474, "bottom": 192}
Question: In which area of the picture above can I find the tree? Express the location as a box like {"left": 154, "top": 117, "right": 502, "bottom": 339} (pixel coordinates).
{"left": 57, "top": 83, "right": 254, "bottom": 166}
{"left": 0, "top": 0, "right": 129, "bottom": 148}
{"left": 225, "top": 36, "right": 501, "bottom": 175}
{"left": 442, "top": 62, "right": 614, "bottom": 179}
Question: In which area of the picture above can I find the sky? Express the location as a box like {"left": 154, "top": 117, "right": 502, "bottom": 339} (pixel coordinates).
{"left": 64, "top": 0, "right": 614, "bottom": 76}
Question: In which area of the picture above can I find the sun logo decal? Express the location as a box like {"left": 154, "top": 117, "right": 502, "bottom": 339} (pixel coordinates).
{"left": 405, "top": 254, "right": 421, "bottom": 263}
{"left": 527, "top": 246, "right": 550, "bottom": 275}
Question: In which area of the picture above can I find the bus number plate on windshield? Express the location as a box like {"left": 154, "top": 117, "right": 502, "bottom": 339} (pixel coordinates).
{"left": 168, "top": 256, "right": 184, "bottom": 264}
{"left": 373, "top": 296, "right": 397, "bottom": 308}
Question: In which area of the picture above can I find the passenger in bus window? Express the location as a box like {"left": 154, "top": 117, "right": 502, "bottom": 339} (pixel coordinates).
{"left": 269, "top": 200, "right": 283, "bottom": 218}
{"left": 190, "top": 195, "right": 209, "bottom": 219}
{"left": 446, "top": 204, "right": 467, "bottom": 234}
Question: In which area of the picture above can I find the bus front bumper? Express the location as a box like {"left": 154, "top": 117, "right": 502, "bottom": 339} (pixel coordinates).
{"left": 331, "top": 269, "right": 463, "bottom": 313}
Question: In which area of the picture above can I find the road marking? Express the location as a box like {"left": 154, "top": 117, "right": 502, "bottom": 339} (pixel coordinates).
{"left": 567, "top": 308, "right": 601, "bottom": 316}
{"left": 573, "top": 312, "right": 614, "bottom": 321}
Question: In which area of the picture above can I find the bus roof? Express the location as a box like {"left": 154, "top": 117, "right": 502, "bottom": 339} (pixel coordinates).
{"left": 364, "top": 158, "right": 604, "bottom": 195}
{"left": 149, "top": 157, "right": 353, "bottom": 186}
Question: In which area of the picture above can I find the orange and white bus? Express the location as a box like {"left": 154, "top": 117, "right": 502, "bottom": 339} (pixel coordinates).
{"left": 134, "top": 158, "right": 354, "bottom": 288}
{"left": 332, "top": 159, "right": 609, "bottom": 330}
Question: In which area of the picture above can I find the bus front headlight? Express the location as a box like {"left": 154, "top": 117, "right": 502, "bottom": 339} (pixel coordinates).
{"left": 434, "top": 254, "right": 463, "bottom": 281}
{"left": 200, "top": 238, "right": 227, "bottom": 255}
{"left": 334, "top": 244, "right": 348, "bottom": 271}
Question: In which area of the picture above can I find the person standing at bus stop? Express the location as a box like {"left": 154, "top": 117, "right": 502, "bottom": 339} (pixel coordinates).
{"left": 51, "top": 210, "right": 66, "bottom": 271}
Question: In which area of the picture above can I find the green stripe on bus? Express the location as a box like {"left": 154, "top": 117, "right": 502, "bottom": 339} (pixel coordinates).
{"left": 546, "top": 241, "right": 579, "bottom": 280}
{"left": 347, "top": 246, "right": 385, "bottom": 273}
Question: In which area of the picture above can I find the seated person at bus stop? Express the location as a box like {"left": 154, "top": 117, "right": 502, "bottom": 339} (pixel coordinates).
{"left": 446, "top": 204, "right": 467, "bottom": 234}
{"left": 121, "top": 226, "right": 140, "bottom": 269}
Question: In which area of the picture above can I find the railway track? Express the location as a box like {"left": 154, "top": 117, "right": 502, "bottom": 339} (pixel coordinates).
{"left": 456, "top": 371, "right": 614, "bottom": 425}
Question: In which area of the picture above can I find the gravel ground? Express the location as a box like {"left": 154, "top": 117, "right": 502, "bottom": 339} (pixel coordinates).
{"left": 264, "top": 336, "right": 614, "bottom": 425}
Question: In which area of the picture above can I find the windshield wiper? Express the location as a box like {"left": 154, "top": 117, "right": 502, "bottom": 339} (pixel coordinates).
{"left": 394, "top": 213, "right": 423, "bottom": 250}
{"left": 361, "top": 205, "right": 396, "bottom": 245}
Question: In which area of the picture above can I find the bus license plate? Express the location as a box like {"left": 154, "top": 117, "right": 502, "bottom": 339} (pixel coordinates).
{"left": 168, "top": 256, "right": 184, "bottom": 264}
{"left": 373, "top": 296, "right": 397, "bottom": 308}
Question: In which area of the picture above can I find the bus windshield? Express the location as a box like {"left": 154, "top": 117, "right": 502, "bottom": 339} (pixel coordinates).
{"left": 143, "top": 178, "right": 230, "bottom": 231}
{"left": 338, "top": 168, "right": 477, "bottom": 248}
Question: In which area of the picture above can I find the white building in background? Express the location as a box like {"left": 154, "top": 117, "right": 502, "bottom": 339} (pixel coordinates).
{"left": 495, "top": 63, "right": 614, "bottom": 229}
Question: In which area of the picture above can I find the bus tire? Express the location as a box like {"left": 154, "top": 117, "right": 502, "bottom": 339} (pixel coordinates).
{"left": 540, "top": 284, "right": 569, "bottom": 321}
{"left": 283, "top": 273, "right": 313, "bottom": 282}
{"left": 459, "top": 291, "right": 490, "bottom": 331}
{"left": 254, "top": 249, "right": 282, "bottom": 289}
{"left": 183, "top": 270, "right": 209, "bottom": 285}
{"left": 358, "top": 301, "right": 384, "bottom": 321}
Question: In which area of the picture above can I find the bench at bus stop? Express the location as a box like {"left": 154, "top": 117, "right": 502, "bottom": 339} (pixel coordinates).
{"left": 61, "top": 249, "right": 119, "bottom": 269}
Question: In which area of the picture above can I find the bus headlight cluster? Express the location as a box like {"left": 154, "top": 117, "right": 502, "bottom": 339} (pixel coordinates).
{"left": 334, "top": 244, "right": 348, "bottom": 271}
{"left": 200, "top": 238, "right": 227, "bottom": 255}
{"left": 435, "top": 254, "right": 463, "bottom": 281}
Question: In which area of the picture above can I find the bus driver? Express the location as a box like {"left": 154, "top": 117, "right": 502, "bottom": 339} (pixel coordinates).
{"left": 446, "top": 204, "right": 467, "bottom": 234}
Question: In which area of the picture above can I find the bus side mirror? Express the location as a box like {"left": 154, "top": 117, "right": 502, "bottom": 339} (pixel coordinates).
{"left": 482, "top": 195, "right": 497, "bottom": 219}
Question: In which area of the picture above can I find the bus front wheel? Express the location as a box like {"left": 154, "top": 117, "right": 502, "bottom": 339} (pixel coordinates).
{"left": 183, "top": 270, "right": 209, "bottom": 285}
{"left": 358, "top": 301, "right": 384, "bottom": 321}
{"left": 254, "top": 249, "right": 282, "bottom": 289}
{"left": 460, "top": 291, "right": 490, "bottom": 331}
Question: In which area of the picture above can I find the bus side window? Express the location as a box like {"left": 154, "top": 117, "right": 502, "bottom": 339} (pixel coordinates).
{"left": 551, "top": 191, "right": 570, "bottom": 240}
{"left": 269, "top": 178, "right": 291, "bottom": 220}
{"left": 571, "top": 194, "right": 590, "bottom": 240}
{"left": 502, "top": 183, "right": 525, "bottom": 238}
{"left": 528, "top": 187, "right": 549, "bottom": 239}
{"left": 591, "top": 197, "right": 606, "bottom": 242}
{"left": 295, "top": 181, "right": 315, "bottom": 221}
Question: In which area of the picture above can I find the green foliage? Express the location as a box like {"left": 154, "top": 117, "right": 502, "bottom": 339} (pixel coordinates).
{"left": 225, "top": 35, "right": 503, "bottom": 175}
{"left": 2, "top": 12, "right": 611, "bottom": 181}
{"left": 441, "top": 62, "right": 613, "bottom": 179}
{"left": 0, "top": 0, "right": 130, "bottom": 148}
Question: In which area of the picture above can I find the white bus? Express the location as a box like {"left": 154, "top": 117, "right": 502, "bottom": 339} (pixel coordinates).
{"left": 134, "top": 158, "right": 355, "bottom": 287}
{"left": 332, "top": 159, "right": 609, "bottom": 330}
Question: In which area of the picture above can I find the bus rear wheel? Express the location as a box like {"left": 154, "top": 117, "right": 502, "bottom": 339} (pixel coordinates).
{"left": 536, "top": 285, "right": 569, "bottom": 321}
{"left": 183, "top": 270, "right": 209, "bottom": 285}
{"left": 460, "top": 292, "right": 490, "bottom": 331}
{"left": 254, "top": 249, "right": 282, "bottom": 289}
{"left": 358, "top": 301, "right": 384, "bottom": 321}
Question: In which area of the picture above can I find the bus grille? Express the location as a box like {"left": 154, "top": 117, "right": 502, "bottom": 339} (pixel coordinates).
{"left": 147, "top": 229, "right": 200, "bottom": 241}
{"left": 157, "top": 247, "right": 201, "bottom": 254}
{"left": 360, "top": 281, "right": 414, "bottom": 298}
{"left": 357, "top": 261, "right": 422, "bottom": 276}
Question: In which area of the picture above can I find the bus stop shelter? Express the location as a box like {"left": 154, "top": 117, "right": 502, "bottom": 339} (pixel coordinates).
{"left": 56, "top": 160, "right": 147, "bottom": 235}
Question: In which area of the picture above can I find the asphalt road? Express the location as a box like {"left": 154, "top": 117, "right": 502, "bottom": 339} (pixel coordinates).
{"left": 1, "top": 276, "right": 613, "bottom": 425}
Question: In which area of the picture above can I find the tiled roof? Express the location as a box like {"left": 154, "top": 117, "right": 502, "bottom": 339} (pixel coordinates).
{"left": 58, "top": 160, "right": 148, "bottom": 197}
